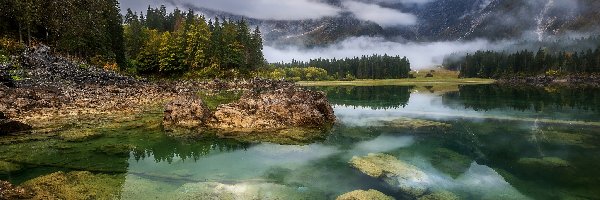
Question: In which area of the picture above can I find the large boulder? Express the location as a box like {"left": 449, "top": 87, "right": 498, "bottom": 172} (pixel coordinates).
{"left": 211, "top": 87, "right": 335, "bottom": 131}
{"left": 163, "top": 97, "right": 212, "bottom": 131}
{"left": 349, "top": 153, "right": 430, "bottom": 197}
{"left": 163, "top": 86, "right": 336, "bottom": 134}
{"left": 0, "top": 112, "right": 32, "bottom": 135}
{"left": 336, "top": 189, "right": 395, "bottom": 200}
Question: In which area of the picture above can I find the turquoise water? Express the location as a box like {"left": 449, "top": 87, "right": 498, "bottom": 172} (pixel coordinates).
{"left": 1, "top": 85, "right": 600, "bottom": 199}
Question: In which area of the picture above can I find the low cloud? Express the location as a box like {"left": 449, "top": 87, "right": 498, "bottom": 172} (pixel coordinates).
{"left": 344, "top": 1, "right": 417, "bottom": 27}
{"left": 373, "top": 0, "right": 436, "bottom": 4}
{"left": 265, "top": 36, "right": 507, "bottom": 69}
{"left": 120, "top": 0, "right": 341, "bottom": 20}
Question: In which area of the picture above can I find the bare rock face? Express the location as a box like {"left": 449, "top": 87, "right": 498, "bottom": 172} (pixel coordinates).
{"left": 163, "top": 97, "right": 212, "bottom": 130}
{"left": 212, "top": 87, "right": 335, "bottom": 131}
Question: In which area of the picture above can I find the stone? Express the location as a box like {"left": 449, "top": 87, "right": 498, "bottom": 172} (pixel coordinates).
{"left": 381, "top": 117, "right": 451, "bottom": 130}
{"left": 336, "top": 189, "right": 395, "bottom": 200}
{"left": 0, "top": 180, "right": 33, "bottom": 199}
{"left": 174, "top": 182, "right": 326, "bottom": 200}
{"left": 162, "top": 86, "right": 336, "bottom": 142}
{"left": 211, "top": 87, "right": 335, "bottom": 131}
{"left": 429, "top": 148, "right": 472, "bottom": 178}
{"left": 59, "top": 128, "right": 103, "bottom": 142}
{"left": 517, "top": 157, "right": 571, "bottom": 168}
{"left": 21, "top": 171, "right": 124, "bottom": 200}
{"left": 349, "top": 153, "right": 430, "bottom": 197}
{"left": 163, "top": 97, "right": 212, "bottom": 130}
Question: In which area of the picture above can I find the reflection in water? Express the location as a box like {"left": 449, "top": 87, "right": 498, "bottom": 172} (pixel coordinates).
{"left": 351, "top": 135, "right": 415, "bottom": 155}
{"left": 2, "top": 84, "right": 600, "bottom": 199}
{"left": 125, "top": 143, "right": 340, "bottom": 182}
{"left": 314, "top": 86, "right": 412, "bottom": 110}
{"left": 442, "top": 84, "right": 600, "bottom": 113}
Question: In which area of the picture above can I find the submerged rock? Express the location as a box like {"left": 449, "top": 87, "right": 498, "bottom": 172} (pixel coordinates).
{"left": 381, "top": 117, "right": 451, "bottom": 130}
{"left": 0, "top": 180, "right": 33, "bottom": 199}
{"left": 59, "top": 128, "right": 103, "bottom": 142}
{"left": 174, "top": 181, "right": 326, "bottom": 200}
{"left": 0, "top": 112, "right": 32, "bottom": 135}
{"left": 21, "top": 171, "right": 124, "bottom": 200}
{"left": 518, "top": 157, "right": 571, "bottom": 168}
{"left": 429, "top": 148, "right": 472, "bottom": 178}
{"left": 0, "top": 160, "right": 22, "bottom": 174}
{"left": 336, "top": 189, "right": 395, "bottom": 200}
{"left": 349, "top": 153, "right": 430, "bottom": 197}
{"left": 163, "top": 97, "right": 212, "bottom": 131}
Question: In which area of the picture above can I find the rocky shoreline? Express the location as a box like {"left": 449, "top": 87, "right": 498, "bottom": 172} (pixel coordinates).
{"left": 496, "top": 74, "right": 600, "bottom": 87}
{"left": 1, "top": 45, "right": 335, "bottom": 139}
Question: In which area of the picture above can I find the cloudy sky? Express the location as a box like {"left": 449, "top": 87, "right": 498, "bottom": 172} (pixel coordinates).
{"left": 117, "top": 0, "right": 502, "bottom": 68}
{"left": 118, "top": 0, "right": 421, "bottom": 26}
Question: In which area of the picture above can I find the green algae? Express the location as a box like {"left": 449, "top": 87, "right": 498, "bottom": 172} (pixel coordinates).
{"left": 381, "top": 117, "right": 451, "bottom": 130}
{"left": 518, "top": 157, "right": 571, "bottom": 168}
{"left": 59, "top": 128, "right": 103, "bottom": 142}
{"left": 0, "top": 160, "right": 22, "bottom": 174}
{"left": 542, "top": 129, "right": 595, "bottom": 149}
{"left": 336, "top": 189, "right": 395, "bottom": 200}
{"left": 21, "top": 171, "right": 125, "bottom": 200}
{"left": 174, "top": 181, "right": 326, "bottom": 200}
{"left": 198, "top": 90, "right": 244, "bottom": 110}
{"left": 429, "top": 148, "right": 472, "bottom": 178}
{"left": 216, "top": 127, "right": 330, "bottom": 145}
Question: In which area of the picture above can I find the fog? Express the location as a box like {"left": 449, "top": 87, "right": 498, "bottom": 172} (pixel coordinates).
{"left": 264, "top": 37, "right": 510, "bottom": 69}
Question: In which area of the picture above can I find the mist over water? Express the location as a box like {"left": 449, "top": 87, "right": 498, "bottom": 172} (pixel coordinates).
{"left": 264, "top": 37, "right": 509, "bottom": 69}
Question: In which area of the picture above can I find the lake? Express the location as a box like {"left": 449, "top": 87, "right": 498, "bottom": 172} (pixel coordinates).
{"left": 1, "top": 84, "right": 599, "bottom": 199}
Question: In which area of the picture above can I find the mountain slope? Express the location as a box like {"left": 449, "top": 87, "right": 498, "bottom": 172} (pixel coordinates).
{"left": 195, "top": 0, "right": 600, "bottom": 46}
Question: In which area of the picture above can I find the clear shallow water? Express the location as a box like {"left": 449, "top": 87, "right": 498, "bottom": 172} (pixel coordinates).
{"left": 1, "top": 84, "right": 600, "bottom": 199}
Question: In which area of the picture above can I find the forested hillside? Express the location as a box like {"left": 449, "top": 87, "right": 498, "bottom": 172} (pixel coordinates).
{"left": 444, "top": 36, "right": 600, "bottom": 78}
{"left": 123, "top": 6, "right": 264, "bottom": 77}
{"left": 0, "top": 2, "right": 265, "bottom": 78}
{"left": 273, "top": 55, "right": 411, "bottom": 80}
{"left": 0, "top": 0, "right": 125, "bottom": 66}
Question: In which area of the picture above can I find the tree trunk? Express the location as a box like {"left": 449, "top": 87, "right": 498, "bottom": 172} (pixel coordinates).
{"left": 27, "top": 23, "right": 31, "bottom": 46}
{"left": 18, "top": 22, "right": 23, "bottom": 44}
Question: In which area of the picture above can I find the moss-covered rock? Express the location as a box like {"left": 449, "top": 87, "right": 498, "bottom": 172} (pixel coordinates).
{"left": 418, "top": 190, "right": 459, "bottom": 200}
{"left": 544, "top": 130, "right": 594, "bottom": 148}
{"left": 174, "top": 182, "right": 326, "bottom": 200}
{"left": 349, "top": 153, "right": 430, "bottom": 197}
{"left": 429, "top": 148, "right": 472, "bottom": 178}
{"left": 59, "top": 128, "right": 103, "bottom": 142}
{"left": 336, "top": 189, "right": 395, "bottom": 200}
{"left": 518, "top": 157, "right": 571, "bottom": 168}
{"left": 95, "top": 144, "right": 135, "bottom": 156}
{"left": 217, "top": 127, "right": 330, "bottom": 145}
{"left": 381, "top": 118, "right": 451, "bottom": 130}
{"left": 0, "top": 160, "right": 22, "bottom": 174}
{"left": 21, "top": 171, "right": 125, "bottom": 200}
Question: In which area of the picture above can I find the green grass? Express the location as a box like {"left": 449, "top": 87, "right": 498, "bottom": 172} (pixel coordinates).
{"left": 297, "top": 78, "right": 494, "bottom": 86}
{"left": 298, "top": 69, "right": 494, "bottom": 86}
